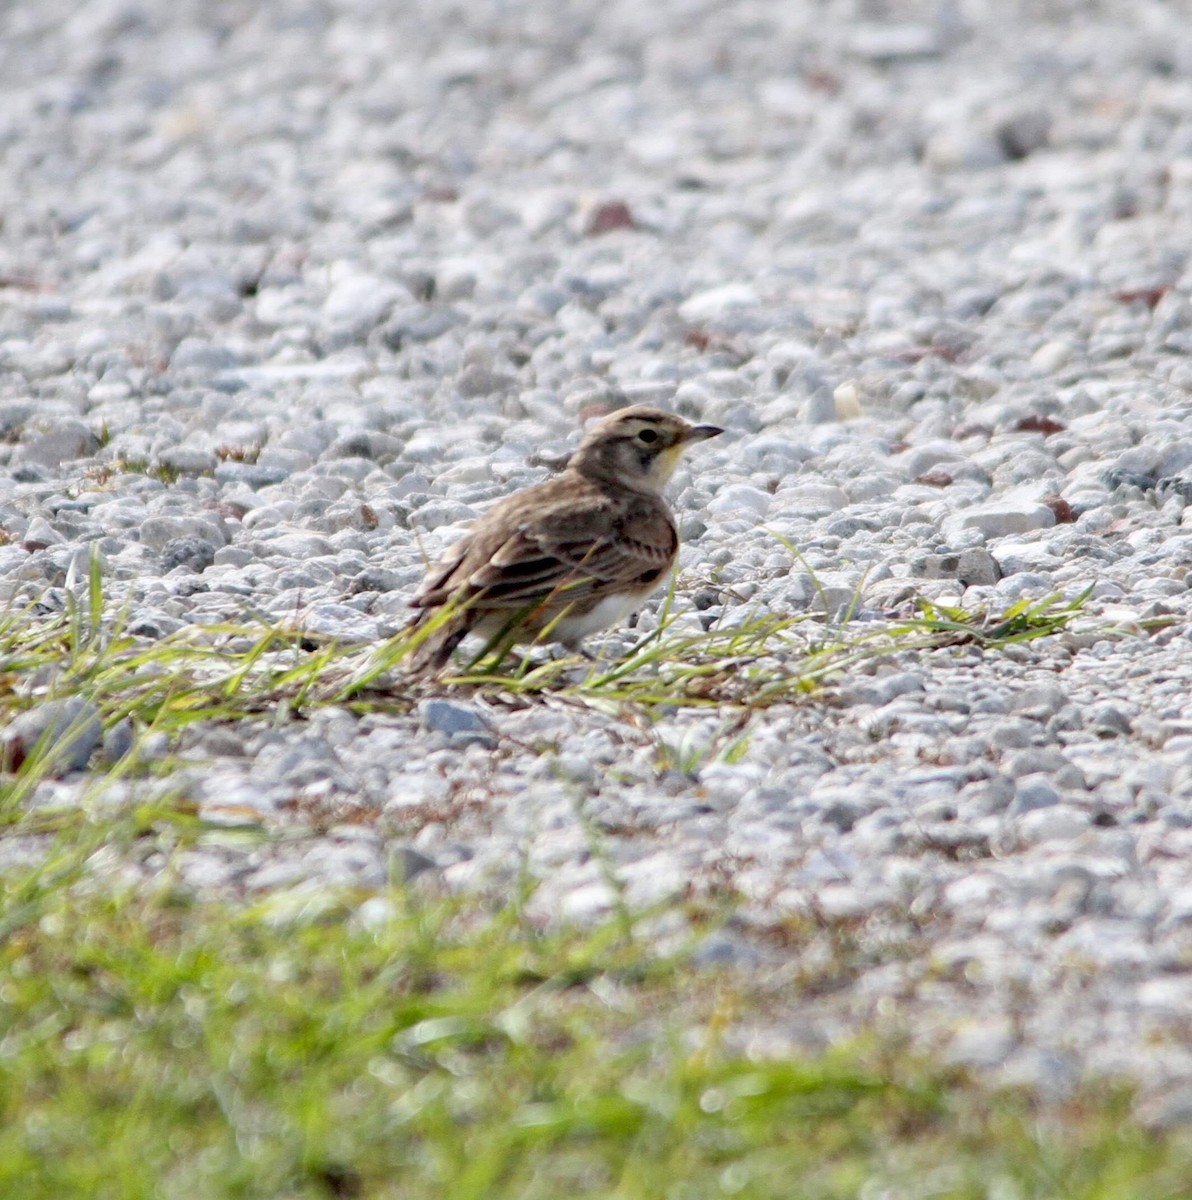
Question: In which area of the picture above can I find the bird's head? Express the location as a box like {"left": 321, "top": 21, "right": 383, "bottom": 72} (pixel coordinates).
{"left": 568, "top": 406, "right": 723, "bottom": 491}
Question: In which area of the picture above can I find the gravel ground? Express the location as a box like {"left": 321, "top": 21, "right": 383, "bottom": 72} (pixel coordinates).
{"left": 7, "top": 0, "right": 1192, "bottom": 1117}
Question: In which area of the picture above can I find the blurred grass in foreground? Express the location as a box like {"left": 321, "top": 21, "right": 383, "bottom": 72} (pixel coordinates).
{"left": 0, "top": 830, "right": 1189, "bottom": 1200}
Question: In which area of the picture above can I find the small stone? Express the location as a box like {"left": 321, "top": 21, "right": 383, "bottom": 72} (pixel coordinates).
{"left": 352, "top": 567, "right": 403, "bottom": 594}
{"left": 257, "top": 738, "right": 349, "bottom": 790}
{"left": 1087, "top": 703, "right": 1132, "bottom": 738}
{"left": 461, "top": 195, "right": 519, "bottom": 237}
{"left": 170, "top": 338, "right": 240, "bottom": 375}
{"left": 158, "top": 446, "right": 218, "bottom": 475}
{"left": 389, "top": 844, "right": 437, "bottom": 883}
{"left": 326, "top": 431, "right": 405, "bottom": 462}
{"left": 140, "top": 515, "right": 228, "bottom": 551}
{"left": 456, "top": 364, "right": 515, "bottom": 398}
{"left": 1137, "top": 1085, "right": 1192, "bottom": 1130}
{"left": 944, "top": 496, "right": 1057, "bottom": 539}
{"left": 943, "top": 1018, "right": 1018, "bottom": 1070}
{"left": 213, "top": 546, "right": 255, "bottom": 568}
{"left": 832, "top": 382, "right": 863, "bottom": 420}
{"left": 583, "top": 200, "right": 636, "bottom": 236}
{"left": 1016, "top": 805, "right": 1092, "bottom": 843}
{"left": 900, "top": 440, "right": 967, "bottom": 478}
{"left": 435, "top": 259, "right": 478, "bottom": 301}
{"left": 1010, "top": 774, "right": 1062, "bottom": 814}
{"left": 127, "top": 612, "right": 186, "bottom": 639}
{"left": 959, "top": 777, "right": 1015, "bottom": 816}
{"left": 22, "top": 517, "right": 66, "bottom": 551}
{"left": 322, "top": 272, "right": 408, "bottom": 329}
{"left": 988, "top": 719, "right": 1037, "bottom": 750}
{"left": 419, "top": 699, "right": 494, "bottom": 745}
{"left": 923, "top": 127, "right": 1004, "bottom": 170}
{"left": 2, "top": 698, "right": 102, "bottom": 774}
{"left": 707, "top": 484, "right": 772, "bottom": 519}
{"left": 775, "top": 483, "right": 849, "bottom": 517}
{"left": 102, "top": 719, "right": 136, "bottom": 764}
{"left": 213, "top": 461, "right": 291, "bottom": 487}
{"left": 0, "top": 401, "right": 34, "bottom": 436}
{"left": 691, "top": 931, "right": 762, "bottom": 969}
{"left": 679, "top": 284, "right": 759, "bottom": 323}
{"left": 1012, "top": 683, "right": 1067, "bottom": 719}
{"left": 1030, "top": 341, "right": 1074, "bottom": 373}
{"left": 957, "top": 548, "right": 1000, "bottom": 586}
{"left": 380, "top": 304, "right": 463, "bottom": 348}
{"left": 15, "top": 421, "right": 100, "bottom": 467}
{"left": 850, "top": 22, "right": 942, "bottom": 61}
{"left": 299, "top": 604, "right": 388, "bottom": 644}
{"left": 801, "top": 389, "right": 839, "bottom": 424}
{"left": 995, "top": 109, "right": 1051, "bottom": 160}
{"left": 819, "top": 796, "right": 866, "bottom": 832}
{"left": 870, "top": 671, "right": 926, "bottom": 705}
{"left": 161, "top": 536, "right": 217, "bottom": 573}
{"left": 1001, "top": 748, "right": 1074, "bottom": 779}
{"left": 355, "top": 896, "right": 399, "bottom": 931}
{"left": 915, "top": 548, "right": 1001, "bottom": 585}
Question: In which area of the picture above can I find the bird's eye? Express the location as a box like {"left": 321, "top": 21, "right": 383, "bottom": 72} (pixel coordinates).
{"left": 637, "top": 428, "right": 659, "bottom": 444}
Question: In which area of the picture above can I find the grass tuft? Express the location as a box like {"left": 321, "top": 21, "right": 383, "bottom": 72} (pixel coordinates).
{"left": 445, "top": 587, "right": 1096, "bottom": 708}
{"left": 0, "top": 868, "right": 1188, "bottom": 1199}
{"left": 0, "top": 578, "right": 1099, "bottom": 767}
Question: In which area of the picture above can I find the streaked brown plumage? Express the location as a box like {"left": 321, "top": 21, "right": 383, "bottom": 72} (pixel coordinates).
{"left": 407, "top": 406, "right": 722, "bottom": 671}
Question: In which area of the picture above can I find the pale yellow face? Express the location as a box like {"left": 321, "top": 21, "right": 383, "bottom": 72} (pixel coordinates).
{"left": 650, "top": 438, "right": 691, "bottom": 486}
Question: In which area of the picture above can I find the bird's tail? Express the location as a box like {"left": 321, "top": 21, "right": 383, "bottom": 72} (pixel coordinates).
{"left": 403, "top": 607, "right": 472, "bottom": 674}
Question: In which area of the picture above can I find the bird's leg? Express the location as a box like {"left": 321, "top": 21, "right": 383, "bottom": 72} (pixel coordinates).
{"left": 508, "top": 647, "right": 543, "bottom": 675}
{"left": 431, "top": 628, "right": 469, "bottom": 673}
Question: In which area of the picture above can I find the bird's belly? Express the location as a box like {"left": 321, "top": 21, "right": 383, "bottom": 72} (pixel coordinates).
{"left": 552, "top": 592, "right": 644, "bottom": 643}
{"left": 472, "top": 589, "right": 650, "bottom": 647}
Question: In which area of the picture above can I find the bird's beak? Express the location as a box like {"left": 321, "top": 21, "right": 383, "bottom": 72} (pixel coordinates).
{"left": 684, "top": 424, "right": 724, "bottom": 442}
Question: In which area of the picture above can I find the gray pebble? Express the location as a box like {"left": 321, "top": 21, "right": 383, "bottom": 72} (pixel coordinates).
{"left": 14, "top": 421, "right": 101, "bottom": 468}
{"left": 389, "top": 844, "right": 438, "bottom": 883}
{"left": 102, "top": 719, "right": 136, "bottom": 764}
{"left": 419, "top": 699, "right": 495, "bottom": 746}
{"left": 160, "top": 536, "right": 217, "bottom": 573}
{"left": 3, "top": 698, "right": 102, "bottom": 774}
{"left": 1010, "top": 775, "right": 1062, "bottom": 814}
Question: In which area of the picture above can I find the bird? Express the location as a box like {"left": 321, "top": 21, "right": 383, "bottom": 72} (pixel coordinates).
{"left": 406, "top": 406, "right": 723, "bottom": 672}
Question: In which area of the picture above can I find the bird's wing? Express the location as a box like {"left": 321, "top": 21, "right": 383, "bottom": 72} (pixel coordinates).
{"left": 410, "top": 533, "right": 472, "bottom": 607}
{"left": 412, "top": 485, "right": 676, "bottom": 612}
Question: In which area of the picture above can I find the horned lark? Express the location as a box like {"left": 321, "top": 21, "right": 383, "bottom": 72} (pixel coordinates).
{"left": 407, "top": 406, "right": 723, "bottom": 671}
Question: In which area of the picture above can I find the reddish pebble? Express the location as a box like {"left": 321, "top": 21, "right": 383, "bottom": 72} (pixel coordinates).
{"left": 1113, "top": 285, "right": 1168, "bottom": 309}
{"left": 584, "top": 200, "right": 636, "bottom": 236}
{"left": 915, "top": 471, "right": 954, "bottom": 488}
{"left": 1015, "top": 414, "right": 1066, "bottom": 435}
{"left": 1043, "top": 494, "right": 1076, "bottom": 523}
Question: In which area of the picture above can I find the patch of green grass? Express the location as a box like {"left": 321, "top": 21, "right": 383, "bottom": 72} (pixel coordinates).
{"left": 121, "top": 457, "right": 187, "bottom": 484}
{"left": 0, "top": 563, "right": 1100, "bottom": 767}
{"left": 1, "top": 851, "right": 1190, "bottom": 1200}
{"left": 216, "top": 442, "right": 262, "bottom": 465}
{"left": 82, "top": 457, "right": 196, "bottom": 487}
{"left": 446, "top": 587, "right": 1097, "bottom": 707}
{"left": 909, "top": 588, "right": 1095, "bottom": 648}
